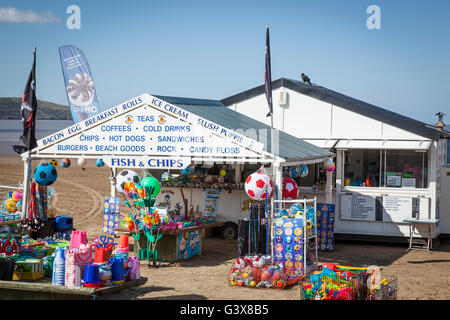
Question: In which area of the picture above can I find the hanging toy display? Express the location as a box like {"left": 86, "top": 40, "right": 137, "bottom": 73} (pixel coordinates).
{"left": 244, "top": 171, "right": 273, "bottom": 201}
{"left": 96, "top": 158, "right": 105, "bottom": 167}
{"left": 33, "top": 163, "right": 58, "bottom": 186}
{"left": 115, "top": 170, "right": 141, "bottom": 194}
{"left": 298, "top": 164, "right": 309, "bottom": 178}
{"left": 323, "top": 158, "right": 335, "bottom": 172}
{"left": 282, "top": 177, "right": 299, "bottom": 200}
{"left": 60, "top": 158, "right": 71, "bottom": 168}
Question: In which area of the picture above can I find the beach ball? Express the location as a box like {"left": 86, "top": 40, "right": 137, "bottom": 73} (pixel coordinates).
{"left": 282, "top": 177, "right": 299, "bottom": 200}
{"left": 5, "top": 199, "right": 17, "bottom": 212}
{"left": 116, "top": 170, "right": 141, "bottom": 194}
{"left": 96, "top": 158, "right": 105, "bottom": 167}
{"left": 244, "top": 171, "right": 273, "bottom": 201}
{"left": 324, "top": 158, "right": 335, "bottom": 172}
{"left": 298, "top": 164, "right": 309, "bottom": 178}
{"left": 6, "top": 191, "right": 13, "bottom": 199}
{"left": 141, "top": 176, "right": 161, "bottom": 197}
{"left": 34, "top": 163, "right": 58, "bottom": 186}
{"left": 50, "top": 159, "right": 58, "bottom": 167}
{"left": 61, "top": 158, "right": 71, "bottom": 168}
{"left": 290, "top": 204, "right": 303, "bottom": 215}
{"left": 16, "top": 200, "right": 23, "bottom": 210}
{"left": 12, "top": 190, "right": 23, "bottom": 202}
{"left": 180, "top": 166, "right": 191, "bottom": 175}
{"left": 77, "top": 157, "right": 86, "bottom": 166}
{"left": 289, "top": 167, "right": 299, "bottom": 178}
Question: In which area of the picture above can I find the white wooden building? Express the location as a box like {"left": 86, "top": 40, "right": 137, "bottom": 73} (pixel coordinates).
{"left": 221, "top": 78, "right": 450, "bottom": 241}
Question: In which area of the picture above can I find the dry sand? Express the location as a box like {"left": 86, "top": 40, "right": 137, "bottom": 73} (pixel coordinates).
{"left": 1, "top": 155, "right": 450, "bottom": 300}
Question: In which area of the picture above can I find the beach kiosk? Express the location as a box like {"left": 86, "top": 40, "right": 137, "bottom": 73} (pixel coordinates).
{"left": 221, "top": 78, "right": 450, "bottom": 245}
{"left": 21, "top": 93, "right": 333, "bottom": 260}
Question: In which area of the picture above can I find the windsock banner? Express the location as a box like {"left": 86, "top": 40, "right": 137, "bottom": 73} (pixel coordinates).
{"left": 58, "top": 45, "right": 101, "bottom": 124}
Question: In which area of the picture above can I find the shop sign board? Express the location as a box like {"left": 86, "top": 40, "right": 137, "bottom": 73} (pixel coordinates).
{"left": 36, "top": 95, "right": 263, "bottom": 161}
{"left": 36, "top": 94, "right": 265, "bottom": 159}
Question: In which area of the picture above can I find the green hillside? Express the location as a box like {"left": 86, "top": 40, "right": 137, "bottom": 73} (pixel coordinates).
{"left": 0, "top": 97, "right": 72, "bottom": 120}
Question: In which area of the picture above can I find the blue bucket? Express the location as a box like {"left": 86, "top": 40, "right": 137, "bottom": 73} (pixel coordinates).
{"left": 110, "top": 258, "right": 124, "bottom": 284}
{"left": 83, "top": 264, "right": 102, "bottom": 286}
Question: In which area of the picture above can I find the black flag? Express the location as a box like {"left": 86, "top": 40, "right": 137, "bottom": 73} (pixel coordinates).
{"left": 20, "top": 49, "right": 38, "bottom": 151}
{"left": 264, "top": 25, "right": 273, "bottom": 118}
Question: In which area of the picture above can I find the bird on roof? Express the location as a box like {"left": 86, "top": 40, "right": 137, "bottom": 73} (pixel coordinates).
{"left": 301, "top": 73, "right": 312, "bottom": 85}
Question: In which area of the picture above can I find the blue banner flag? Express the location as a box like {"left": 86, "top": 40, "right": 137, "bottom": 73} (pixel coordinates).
{"left": 58, "top": 45, "right": 101, "bottom": 123}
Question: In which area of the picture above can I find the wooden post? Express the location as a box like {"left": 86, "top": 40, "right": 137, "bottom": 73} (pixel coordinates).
{"left": 180, "top": 188, "right": 188, "bottom": 219}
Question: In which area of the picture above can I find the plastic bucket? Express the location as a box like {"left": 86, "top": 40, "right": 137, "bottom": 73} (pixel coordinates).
{"left": 110, "top": 258, "right": 125, "bottom": 284}
{"left": 83, "top": 264, "right": 102, "bottom": 287}
{"left": 94, "top": 247, "right": 109, "bottom": 263}
{"left": 118, "top": 235, "right": 129, "bottom": 251}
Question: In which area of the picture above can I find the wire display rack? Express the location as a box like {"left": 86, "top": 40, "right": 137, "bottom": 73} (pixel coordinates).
{"left": 270, "top": 197, "right": 318, "bottom": 278}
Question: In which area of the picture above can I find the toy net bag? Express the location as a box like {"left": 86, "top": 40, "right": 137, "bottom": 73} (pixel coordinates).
{"left": 300, "top": 272, "right": 366, "bottom": 300}
{"left": 366, "top": 275, "right": 398, "bottom": 300}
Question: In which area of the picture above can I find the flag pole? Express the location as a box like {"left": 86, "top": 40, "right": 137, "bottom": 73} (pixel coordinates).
{"left": 21, "top": 47, "right": 37, "bottom": 221}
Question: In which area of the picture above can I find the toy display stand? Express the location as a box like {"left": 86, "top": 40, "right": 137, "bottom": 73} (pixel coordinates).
{"left": 270, "top": 197, "right": 318, "bottom": 277}
{"left": 115, "top": 221, "right": 224, "bottom": 263}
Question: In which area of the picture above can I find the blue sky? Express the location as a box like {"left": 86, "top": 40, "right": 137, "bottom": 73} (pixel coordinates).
{"left": 0, "top": 0, "right": 449, "bottom": 125}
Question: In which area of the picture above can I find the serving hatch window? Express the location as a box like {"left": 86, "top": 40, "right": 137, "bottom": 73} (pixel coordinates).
{"left": 343, "top": 149, "right": 428, "bottom": 189}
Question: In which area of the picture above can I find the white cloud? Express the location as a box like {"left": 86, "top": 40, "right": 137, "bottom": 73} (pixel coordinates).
{"left": 0, "top": 6, "right": 62, "bottom": 23}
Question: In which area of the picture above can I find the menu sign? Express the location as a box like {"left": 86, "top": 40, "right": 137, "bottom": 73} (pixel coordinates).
{"left": 340, "top": 194, "right": 376, "bottom": 221}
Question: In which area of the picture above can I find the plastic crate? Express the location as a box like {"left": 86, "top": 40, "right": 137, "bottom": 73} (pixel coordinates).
{"left": 13, "top": 270, "right": 45, "bottom": 280}
{"left": 0, "top": 213, "right": 21, "bottom": 222}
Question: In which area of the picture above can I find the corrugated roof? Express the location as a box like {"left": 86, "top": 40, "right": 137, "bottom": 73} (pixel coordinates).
{"left": 220, "top": 78, "right": 446, "bottom": 141}
{"left": 154, "top": 95, "right": 333, "bottom": 162}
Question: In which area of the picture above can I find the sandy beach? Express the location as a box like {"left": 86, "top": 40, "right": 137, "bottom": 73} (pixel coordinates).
{"left": 1, "top": 154, "right": 450, "bottom": 300}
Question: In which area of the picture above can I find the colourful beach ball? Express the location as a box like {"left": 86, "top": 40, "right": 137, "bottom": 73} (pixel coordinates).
{"left": 323, "top": 158, "right": 335, "bottom": 172}
{"left": 60, "top": 158, "right": 71, "bottom": 168}
{"left": 34, "top": 163, "right": 58, "bottom": 186}
{"left": 12, "top": 190, "right": 23, "bottom": 202}
{"left": 50, "top": 159, "right": 58, "bottom": 167}
{"left": 5, "top": 198, "right": 17, "bottom": 212}
{"left": 245, "top": 171, "right": 273, "bottom": 201}
{"left": 289, "top": 167, "right": 300, "bottom": 178}
{"left": 298, "top": 164, "right": 309, "bottom": 178}
{"left": 16, "top": 200, "right": 23, "bottom": 210}
{"left": 96, "top": 158, "right": 105, "bottom": 167}
{"left": 6, "top": 191, "right": 13, "bottom": 199}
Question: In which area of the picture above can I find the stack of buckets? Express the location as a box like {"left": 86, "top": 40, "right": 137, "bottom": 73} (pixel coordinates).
{"left": 88, "top": 246, "right": 111, "bottom": 288}
{"left": 111, "top": 235, "right": 129, "bottom": 284}
{"left": 82, "top": 235, "right": 129, "bottom": 287}
{"left": 52, "top": 246, "right": 66, "bottom": 286}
